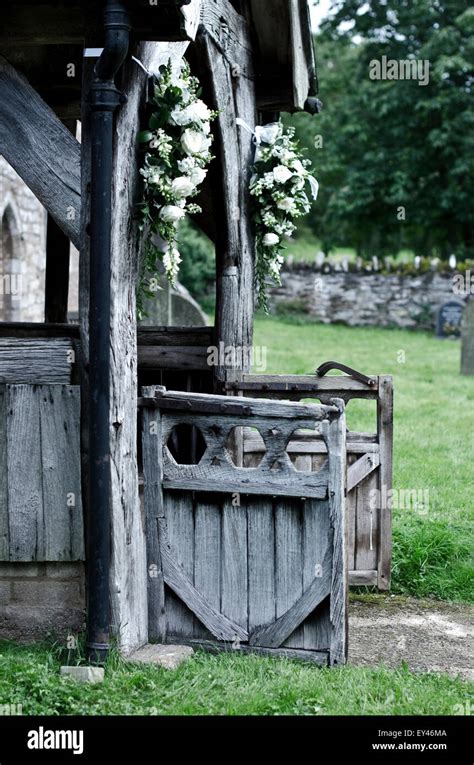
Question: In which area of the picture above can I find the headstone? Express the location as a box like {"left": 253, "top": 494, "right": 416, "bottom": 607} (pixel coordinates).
{"left": 315, "top": 251, "right": 325, "bottom": 268}
{"left": 436, "top": 299, "right": 465, "bottom": 338}
{"left": 140, "top": 281, "right": 208, "bottom": 327}
{"left": 461, "top": 299, "right": 474, "bottom": 375}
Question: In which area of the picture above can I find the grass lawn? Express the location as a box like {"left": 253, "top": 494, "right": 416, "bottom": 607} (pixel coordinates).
{"left": 0, "top": 641, "right": 471, "bottom": 716}
{"left": 254, "top": 317, "right": 474, "bottom": 603}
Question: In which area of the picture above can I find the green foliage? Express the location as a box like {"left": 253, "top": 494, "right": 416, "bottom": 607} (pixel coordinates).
{"left": 286, "top": 0, "right": 474, "bottom": 259}
{"left": 0, "top": 641, "right": 471, "bottom": 715}
{"left": 176, "top": 218, "right": 215, "bottom": 300}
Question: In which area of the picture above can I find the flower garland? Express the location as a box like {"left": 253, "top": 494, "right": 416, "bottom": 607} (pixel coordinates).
{"left": 246, "top": 121, "right": 319, "bottom": 311}
{"left": 137, "top": 60, "right": 216, "bottom": 317}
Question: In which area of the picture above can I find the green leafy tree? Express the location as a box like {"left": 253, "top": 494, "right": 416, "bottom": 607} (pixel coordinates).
{"left": 287, "top": 0, "right": 474, "bottom": 259}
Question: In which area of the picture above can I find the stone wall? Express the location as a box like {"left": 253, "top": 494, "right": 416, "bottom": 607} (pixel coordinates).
{"left": 0, "top": 562, "right": 85, "bottom": 642}
{"left": 0, "top": 157, "right": 79, "bottom": 322}
{"left": 270, "top": 264, "right": 465, "bottom": 331}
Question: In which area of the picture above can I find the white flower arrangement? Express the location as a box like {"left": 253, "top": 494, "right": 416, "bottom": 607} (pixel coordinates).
{"left": 137, "top": 61, "right": 216, "bottom": 317}
{"left": 247, "top": 121, "right": 319, "bottom": 311}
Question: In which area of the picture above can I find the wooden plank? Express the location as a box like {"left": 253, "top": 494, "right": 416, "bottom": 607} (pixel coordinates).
{"left": 6, "top": 386, "right": 43, "bottom": 560}
{"left": 195, "top": 27, "right": 255, "bottom": 382}
{"left": 141, "top": 404, "right": 166, "bottom": 643}
{"left": 0, "top": 387, "right": 9, "bottom": 559}
{"left": 0, "top": 339, "right": 73, "bottom": 384}
{"left": 349, "top": 570, "right": 378, "bottom": 586}
{"left": 275, "top": 499, "right": 304, "bottom": 648}
{"left": 303, "top": 500, "right": 332, "bottom": 651}
{"left": 221, "top": 499, "right": 248, "bottom": 633}
{"left": 248, "top": 499, "right": 275, "bottom": 632}
{"left": 159, "top": 516, "right": 247, "bottom": 641}
{"left": 194, "top": 498, "right": 222, "bottom": 638}
{"left": 138, "top": 346, "right": 210, "bottom": 371}
{"left": 232, "top": 374, "right": 380, "bottom": 393}
{"left": 0, "top": 56, "right": 81, "bottom": 247}
{"left": 354, "top": 469, "right": 379, "bottom": 574}
{"left": 162, "top": 468, "right": 328, "bottom": 500}
{"left": 164, "top": 491, "right": 195, "bottom": 638}
{"left": 166, "top": 636, "right": 328, "bottom": 664}
{"left": 321, "top": 403, "right": 347, "bottom": 665}
{"left": 251, "top": 542, "right": 331, "bottom": 648}
{"left": 142, "top": 388, "right": 337, "bottom": 420}
{"left": 200, "top": 0, "right": 255, "bottom": 75}
{"left": 347, "top": 453, "right": 380, "bottom": 492}
{"left": 377, "top": 376, "right": 393, "bottom": 590}
{"left": 137, "top": 327, "right": 214, "bottom": 347}
{"left": 39, "top": 385, "right": 84, "bottom": 560}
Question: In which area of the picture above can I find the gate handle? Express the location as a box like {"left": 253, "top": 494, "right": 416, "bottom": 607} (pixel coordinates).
{"left": 315, "top": 360, "right": 376, "bottom": 387}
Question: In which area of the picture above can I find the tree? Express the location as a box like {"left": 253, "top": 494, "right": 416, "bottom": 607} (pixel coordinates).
{"left": 287, "top": 1, "right": 474, "bottom": 259}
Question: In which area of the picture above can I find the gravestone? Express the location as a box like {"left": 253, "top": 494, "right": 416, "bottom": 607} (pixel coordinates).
{"left": 140, "top": 281, "right": 208, "bottom": 327}
{"left": 436, "top": 299, "right": 464, "bottom": 338}
{"left": 461, "top": 299, "right": 474, "bottom": 375}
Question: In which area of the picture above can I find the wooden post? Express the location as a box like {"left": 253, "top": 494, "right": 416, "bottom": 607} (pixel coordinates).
{"left": 461, "top": 298, "right": 474, "bottom": 376}
{"left": 196, "top": 4, "right": 256, "bottom": 385}
{"left": 377, "top": 376, "right": 393, "bottom": 590}
{"left": 80, "top": 41, "right": 189, "bottom": 655}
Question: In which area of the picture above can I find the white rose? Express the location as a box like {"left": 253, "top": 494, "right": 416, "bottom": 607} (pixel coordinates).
{"left": 181, "top": 129, "right": 211, "bottom": 157}
{"left": 159, "top": 205, "right": 186, "bottom": 224}
{"left": 263, "top": 233, "right": 280, "bottom": 246}
{"left": 189, "top": 167, "right": 207, "bottom": 186}
{"left": 273, "top": 165, "right": 294, "bottom": 184}
{"left": 188, "top": 99, "right": 212, "bottom": 122}
{"left": 170, "top": 108, "right": 191, "bottom": 127}
{"left": 171, "top": 176, "right": 196, "bottom": 198}
{"left": 277, "top": 197, "right": 295, "bottom": 211}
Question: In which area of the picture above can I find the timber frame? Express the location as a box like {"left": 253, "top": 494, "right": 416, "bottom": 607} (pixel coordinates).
{"left": 0, "top": 1, "right": 336, "bottom": 657}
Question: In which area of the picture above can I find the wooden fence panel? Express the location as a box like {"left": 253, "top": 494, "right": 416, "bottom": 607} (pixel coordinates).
{"left": 141, "top": 386, "right": 347, "bottom": 665}
{"left": 0, "top": 384, "right": 84, "bottom": 561}
{"left": 227, "top": 374, "right": 393, "bottom": 590}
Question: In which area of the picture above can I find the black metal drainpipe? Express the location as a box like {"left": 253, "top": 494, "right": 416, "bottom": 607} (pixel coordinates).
{"left": 86, "top": 0, "right": 130, "bottom": 665}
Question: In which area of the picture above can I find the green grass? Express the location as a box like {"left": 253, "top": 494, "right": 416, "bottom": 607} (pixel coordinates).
{"left": 254, "top": 317, "right": 474, "bottom": 603}
{"left": 0, "top": 641, "right": 471, "bottom": 716}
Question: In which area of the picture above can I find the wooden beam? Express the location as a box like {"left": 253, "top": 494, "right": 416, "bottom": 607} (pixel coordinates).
{"left": 347, "top": 453, "right": 380, "bottom": 493}
{"left": 0, "top": 56, "right": 81, "bottom": 248}
{"left": 195, "top": 21, "right": 256, "bottom": 384}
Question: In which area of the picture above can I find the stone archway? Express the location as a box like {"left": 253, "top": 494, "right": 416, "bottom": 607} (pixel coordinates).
{"left": 0, "top": 204, "right": 23, "bottom": 321}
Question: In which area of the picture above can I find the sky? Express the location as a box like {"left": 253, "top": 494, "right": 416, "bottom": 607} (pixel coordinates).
{"left": 309, "top": 0, "right": 332, "bottom": 30}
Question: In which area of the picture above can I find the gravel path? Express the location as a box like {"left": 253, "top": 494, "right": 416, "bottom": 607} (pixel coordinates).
{"left": 348, "top": 596, "right": 474, "bottom": 681}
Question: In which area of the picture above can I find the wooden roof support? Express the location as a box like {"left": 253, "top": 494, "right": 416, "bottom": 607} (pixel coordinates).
{"left": 196, "top": 4, "right": 256, "bottom": 384}
{"left": 0, "top": 56, "right": 81, "bottom": 248}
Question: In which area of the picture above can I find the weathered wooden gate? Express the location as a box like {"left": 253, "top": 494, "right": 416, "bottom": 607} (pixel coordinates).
{"left": 225, "top": 370, "right": 393, "bottom": 590}
{"left": 140, "top": 386, "right": 347, "bottom": 665}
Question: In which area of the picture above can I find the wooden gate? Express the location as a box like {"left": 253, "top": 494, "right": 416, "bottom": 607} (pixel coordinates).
{"left": 140, "top": 386, "right": 347, "bottom": 665}
{"left": 225, "top": 371, "right": 393, "bottom": 590}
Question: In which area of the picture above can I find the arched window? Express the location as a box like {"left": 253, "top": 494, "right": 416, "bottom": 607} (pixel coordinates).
{"left": 0, "top": 205, "right": 21, "bottom": 321}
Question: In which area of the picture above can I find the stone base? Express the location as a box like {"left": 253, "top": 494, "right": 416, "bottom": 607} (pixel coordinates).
{"left": 128, "top": 644, "right": 194, "bottom": 670}
{"left": 60, "top": 666, "right": 104, "bottom": 684}
{"left": 0, "top": 562, "right": 85, "bottom": 642}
